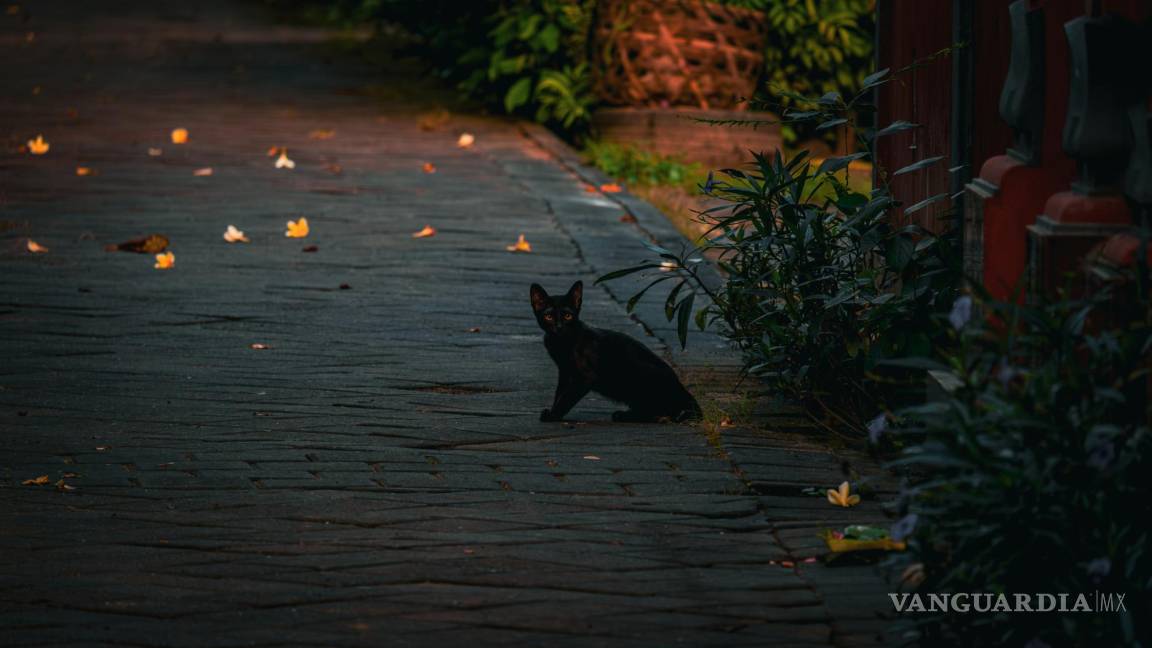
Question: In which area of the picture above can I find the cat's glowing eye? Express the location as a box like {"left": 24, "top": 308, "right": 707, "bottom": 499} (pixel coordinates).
{"left": 563, "top": 313, "right": 573, "bottom": 320}
{"left": 543, "top": 314, "right": 554, "bottom": 321}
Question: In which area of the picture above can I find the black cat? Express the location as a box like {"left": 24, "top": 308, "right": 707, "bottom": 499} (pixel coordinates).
{"left": 530, "top": 281, "right": 701, "bottom": 423}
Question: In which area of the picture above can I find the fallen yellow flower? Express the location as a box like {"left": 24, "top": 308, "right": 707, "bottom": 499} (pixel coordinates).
{"left": 171, "top": 128, "right": 188, "bottom": 144}
{"left": 223, "top": 225, "right": 249, "bottom": 243}
{"left": 827, "top": 481, "right": 861, "bottom": 507}
{"left": 154, "top": 251, "right": 175, "bottom": 269}
{"left": 275, "top": 150, "right": 295, "bottom": 169}
{"left": 506, "top": 234, "right": 532, "bottom": 253}
{"left": 27, "top": 239, "right": 48, "bottom": 253}
{"left": 285, "top": 217, "right": 309, "bottom": 238}
{"left": 412, "top": 225, "right": 437, "bottom": 238}
{"left": 27, "top": 134, "right": 49, "bottom": 155}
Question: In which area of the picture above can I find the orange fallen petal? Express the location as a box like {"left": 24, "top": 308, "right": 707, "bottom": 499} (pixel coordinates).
{"left": 599, "top": 183, "right": 622, "bottom": 193}
{"left": 154, "top": 251, "right": 175, "bottom": 269}
{"left": 22, "top": 475, "right": 50, "bottom": 486}
{"left": 266, "top": 146, "right": 280, "bottom": 157}
{"left": 76, "top": 166, "right": 93, "bottom": 176}
{"left": 505, "top": 234, "right": 532, "bottom": 253}
{"left": 27, "top": 134, "right": 49, "bottom": 155}
{"left": 422, "top": 162, "right": 436, "bottom": 174}
{"left": 170, "top": 128, "right": 188, "bottom": 144}
{"left": 285, "top": 217, "right": 309, "bottom": 238}
{"left": 26, "top": 239, "right": 48, "bottom": 253}
{"left": 193, "top": 167, "right": 213, "bottom": 176}
{"left": 412, "top": 225, "right": 437, "bottom": 238}
{"left": 457, "top": 133, "right": 475, "bottom": 148}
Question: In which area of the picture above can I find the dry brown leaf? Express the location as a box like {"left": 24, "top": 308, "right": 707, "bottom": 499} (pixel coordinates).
{"left": 22, "top": 475, "right": 50, "bottom": 485}
{"left": 26, "top": 239, "right": 48, "bottom": 253}
{"left": 55, "top": 479, "right": 76, "bottom": 492}
{"left": 106, "top": 234, "right": 169, "bottom": 254}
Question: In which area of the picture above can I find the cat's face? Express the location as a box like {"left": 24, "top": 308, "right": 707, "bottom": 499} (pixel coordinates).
{"left": 530, "top": 281, "right": 582, "bottom": 335}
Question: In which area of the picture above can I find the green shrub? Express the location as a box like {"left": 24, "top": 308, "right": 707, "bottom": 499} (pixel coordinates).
{"left": 883, "top": 292, "right": 1152, "bottom": 646}
{"left": 597, "top": 69, "right": 958, "bottom": 428}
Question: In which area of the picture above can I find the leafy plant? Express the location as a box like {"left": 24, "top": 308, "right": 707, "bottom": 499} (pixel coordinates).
{"left": 883, "top": 290, "right": 1152, "bottom": 646}
{"left": 597, "top": 68, "right": 958, "bottom": 428}
{"left": 583, "top": 142, "right": 704, "bottom": 191}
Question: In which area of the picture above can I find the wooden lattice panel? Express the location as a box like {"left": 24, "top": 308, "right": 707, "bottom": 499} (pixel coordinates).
{"left": 592, "top": 0, "right": 767, "bottom": 110}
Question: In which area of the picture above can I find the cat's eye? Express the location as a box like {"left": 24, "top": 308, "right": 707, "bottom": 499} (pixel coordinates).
{"left": 563, "top": 313, "right": 573, "bottom": 320}
{"left": 543, "top": 314, "right": 554, "bottom": 321}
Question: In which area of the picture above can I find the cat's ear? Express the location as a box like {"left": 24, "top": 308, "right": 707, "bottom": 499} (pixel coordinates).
{"left": 566, "top": 280, "right": 583, "bottom": 311}
{"left": 530, "top": 283, "right": 550, "bottom": 313}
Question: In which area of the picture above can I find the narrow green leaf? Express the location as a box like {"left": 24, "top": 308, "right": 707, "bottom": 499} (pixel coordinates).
{"left": 893, "top": 155, "right": 945, "bottom": 177}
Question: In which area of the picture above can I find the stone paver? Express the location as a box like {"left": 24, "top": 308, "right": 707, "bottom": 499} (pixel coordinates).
{"left": 1, "top": 2, "right": 893, "bottom": 645}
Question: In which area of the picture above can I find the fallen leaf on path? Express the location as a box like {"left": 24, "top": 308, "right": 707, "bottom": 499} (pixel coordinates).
{"left": 76, "top": 166, "right": 94, "bottom": 176}
{"left": 285, "top": 217, "right": 309, "bottom": 238}
{"left": 148, "top": 147, "right": 163, "bottom": 157}
{"left": 106, "top": 234, "right": 169, "bottom": 254}
{"left": 250, "top": 343, "right": 269, "bottom": 350}
{"left": 22, "top": 475, "right": 50, "bottom": 485}
{"left": 418, "top": 109, "right": 450, "bottom": 131}
{"left": 505, "top": 234, "right": 531, "bottom": 253}
{"left": 619, "top": 213, "right": 637, "bottom": 223}
{"left": 27, "top": 135, "right": 49, "bottom": 155}
{"left": 599, "top": 183, "right": 622, "bottom": 193}
{"left": 826, "top": 481, "right": 861, "bottom": 508}
{"left": 223, "top": 225, "right": 249, "bottom": 243}
{"left": 582, "top": 455, "right": 601, "bottom": 461}
{"left": 26, "top": 239, "right": 48, "bottom": 253}
{"left": 467, "top": 327, "right": 481, "bottom": 333}
{"left": 309, "top": 129, "right": 335, "bottom": 140}
{"left": 457, "top": 133, "right": 475, "bottom": 149}
{"left": 193, "top": 167, "right": 213, "bottom": 176}
{"left": 154, "top": 251, "right": 175, "bottom": 269}
{"left": 302, "top": 245, "right": 318, "bottom": 252}
{"left": 275, "top": 150, "right": 295, "bottom": 169}
{"left": 171, "top": 128, "right": 188, "bottom": 144}
{"left": 55, "top": 479, "right": 76, "bottom": 492}
{"left": 412, "top": 225, "right": 437, "bottom": 238}
{"left": 422, "top": 162, "right": 436, "bottom": 174}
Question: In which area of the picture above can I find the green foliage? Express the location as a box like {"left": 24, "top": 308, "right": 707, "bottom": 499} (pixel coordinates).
{"left": 884, "top": 292, "right": 1152, "bottom": 646}
{"left": 597, "top": 68, "right": 957, "bottom": 427}
{"left": 583, "top": 142, "right": 703, "bottom": 191}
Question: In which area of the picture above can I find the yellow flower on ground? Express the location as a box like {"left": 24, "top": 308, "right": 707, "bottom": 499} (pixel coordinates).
{"left": 285, "top": 217, "right": 309, "bottom": 238}
{"left": 27, "top": 134, "right": 49, "bottom": 154}
{"left": 223, "top": 225, "right": 249, "bottom": 243}
{"left": 154, "top": 251, "right": 175, "bottom": 269}
{"left": 505, "top": 234, "right": 532, "bottom": 253}
{"left": 275, "top": 150, "right": 295, "bottom": 169}
{"left": 171, "top": 128, "right": 188, "bottom": 144}
{"left": 827, "top": 481, "right": 861, "bottom": 507}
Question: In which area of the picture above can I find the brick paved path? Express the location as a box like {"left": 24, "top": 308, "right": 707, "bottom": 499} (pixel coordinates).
{"left": 1, "top": 2, "right": 895, "bottom": 645}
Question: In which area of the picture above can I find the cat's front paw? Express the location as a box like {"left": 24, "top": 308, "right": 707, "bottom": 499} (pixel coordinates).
{"left": 540, "top": 408, "right": 558, "bottom": 422}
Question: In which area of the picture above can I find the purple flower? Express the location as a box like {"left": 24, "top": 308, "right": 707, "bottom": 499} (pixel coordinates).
{"left": 949, "top": 296, "right": 973, "bottom": 331}
{"left": 890, "top": 513, "right": 918, "bottom": 541}
{"left": 1087, "top": 441, "right": 1116, "bottom": 470}
{"left": 867, "top": 413, "right": 888, "bottom": 444}
{"left": 1086, "top": 557, "right": 1111, "bottom": 583}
